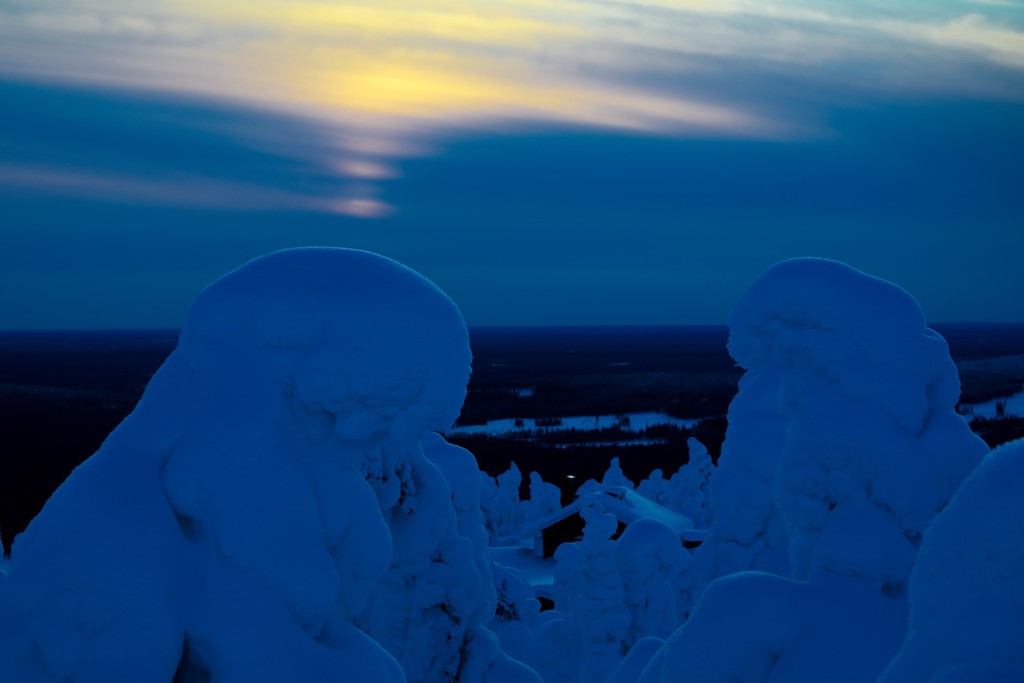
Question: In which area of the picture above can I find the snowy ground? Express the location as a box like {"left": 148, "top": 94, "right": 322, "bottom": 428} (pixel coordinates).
{"left": 963, "top": 388, "right": 1024, "bottom": 418}
{"left": 447, "top": 393, "right": 1021, "bottom": 443}
{"left": 490, "top": 547, "right": 555, "bottom": 599}
{"left": 551, "top": 439, "right": 667, "bottom": 449}
{"left": 447, "top": 412, "right": 702, "bottom": 437}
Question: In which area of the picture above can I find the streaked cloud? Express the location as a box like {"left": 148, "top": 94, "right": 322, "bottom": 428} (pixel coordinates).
{"left": 0, "top": 81, "right": 399, "bottom": 218}
{"left": 0, "top": 163, "right": 342, "bottom": 213}
{"left": 967, "top": 0, "right": 1023, "bottom": 8}
{"left": 1, "top": 0, "right": 1022, "bottom": 213}
{"left": 4, "top": 1, "right": 1022, "bottom": 124}
{"left": 884, "top": 13, "right": 1024, "bottom": 67}
{"left": 1, "top": 80, "right": 1022, "bottom": 327}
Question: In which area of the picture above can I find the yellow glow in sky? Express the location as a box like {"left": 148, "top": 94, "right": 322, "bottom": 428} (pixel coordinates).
{"left": 178, "top": 0, "right": 598, "bottom": 124}
{"left": 1, "top": 0, "right": 1022, "bottom": 217}
{"left": 4, "top": 0, "right": 1022, "bottom": 136}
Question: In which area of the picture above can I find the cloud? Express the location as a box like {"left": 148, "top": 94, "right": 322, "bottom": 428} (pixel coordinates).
{"left": 0, "top": 163, "right": 364, "bottom": 214}
{"left": 878, "top": 13, "right": 1024, "bottom": 68}
{"left": 965, "top": 0, "right": 1023, "bottom": 8}
{"left": 2, "top": 1, "right": 1023, "bottom": 223}
{"left": 4, "top": 0, "right": 1022, "bottom": 155}
{"left": 1, "top": 83, "right": 1021, "bottom": 327}
{"left": 0, "top": 81, "right": 393, "bottom": 217}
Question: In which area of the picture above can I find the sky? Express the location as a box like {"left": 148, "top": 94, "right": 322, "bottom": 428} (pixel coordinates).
{"left": 1, "top": 0, "right": 1022, "bottom": 328}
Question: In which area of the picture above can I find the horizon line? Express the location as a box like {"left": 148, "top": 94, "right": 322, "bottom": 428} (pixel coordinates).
{"left": 2, "top": 321, "right": 1024, "bottom": 335}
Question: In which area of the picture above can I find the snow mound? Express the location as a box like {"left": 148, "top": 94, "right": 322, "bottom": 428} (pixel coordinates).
{"left": 0, "top": 248, "right": 525, "bottom": 683}
{"left": 878, "top": 437, "right": 1024, "bottom": 683}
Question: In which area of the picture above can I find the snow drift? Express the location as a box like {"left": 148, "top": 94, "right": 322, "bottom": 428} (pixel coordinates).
{"left": 0, "top": 248, "right": 534, "bottom": 683}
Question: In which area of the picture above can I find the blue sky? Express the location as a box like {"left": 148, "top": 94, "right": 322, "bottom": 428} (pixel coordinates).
{"left": 1, "top": 0, "right": 1022, "bottom": 327}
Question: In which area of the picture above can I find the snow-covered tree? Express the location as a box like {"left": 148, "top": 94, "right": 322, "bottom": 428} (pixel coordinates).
{"left": 613, "top": 519, "right": 685, "bottom": 646}
{"left": 529, "top": 503, "right": 630, "bottom": 683}
{"left": 878, "top": 437, "right": 1024, "bottom": 683}
{"left": 482, "top": 464, "right": 563, "bottom": 545}
{"left": 491, "top": 563, "right": 542, "bottom": 664}
{"left": 661, "top": 438, "right": 714, "bottom": 529}
{"left": 0, "top": 248, "right": 536, "bottom": 683}
{"left": 525, "top": 503, "right": 690, "bottom": 683}
{"left": 651, "top": 258, "right": 988, "bottom": 683}
{"left": 693, "top": 366, "right": 791, "bottom": 581}
{"left": 576, "top": 456, "right": 636, "bottom": 501}
{"left": 482, "top": 462, "right": 526, "bottom": 541}
{"left": 601, "top": 456, "right": 634, "bottom": 489}
{"left": 498, "top": 462, "right": 525, "bottom": 509}
{"left": 522, "top": 471, "right": 562, "bottom": 525}
{"left": 636, "top": 468, "right": 667, "bottom": 504}
{"left": 635, "top": 438, "right": 714, "bottom": 533}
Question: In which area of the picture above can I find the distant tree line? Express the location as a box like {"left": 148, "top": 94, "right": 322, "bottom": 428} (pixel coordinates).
{"left": 458, "top": 370, "right": 742, "bottom": 426}
{"left": 969, "top": 415, "right": 1024, "bottom": 449}
{"left": 449, "top": 416, "right": 728, "bottom": 502}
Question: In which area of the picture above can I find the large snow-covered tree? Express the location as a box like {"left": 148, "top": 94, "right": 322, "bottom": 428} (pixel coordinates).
{"left": 652, "top": 258, "right": 988, "bottom": 683}
{"left": 0, "top": 248, "right": 536, "bottom": 683}
{"left": 878, "top": 437, "right": 1024, "bottom": 683}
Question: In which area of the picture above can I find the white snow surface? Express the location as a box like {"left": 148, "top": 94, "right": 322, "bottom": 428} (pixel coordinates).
{"left": 727, "top": 258, "right": 986, "bottom": 584}
{"left": 529, "top": 506, "right": 684, "bottom": 683}
{"left": 481, "top": 466, "right": 566, "bottom": 548}
{"left": 654, "top": 570, "right": 909, "bottom": 683}
{"left": 637, "top": 438, "right": 715, "bottom": 530}
{"left": 523, "top": 472, "right": 562, "bottom": 528}
{"left": 1, "top": 252, "right": 1014, "bottom": 683}
{"left": 0, "top": 248, "right": 531, "bottom": 683}
{"left": 965, "top": 387, "right": 1024, "bottom": 419}
{"left": 878, "top": 437, "right": 1024, "bottom": 683}
{"left": 528, "top": 505, "right": 628, "bottom": 683}
{"left": 447, "top": 412, "right": 700, "bottom": 437}
{"left": 693, "top": 364, "right": 792, "bottom": 581}
{"left": 481, "top": 463, "right": 526, "bottom": 542}
{"left": 650, "top": 258, "right": 989, "bottom": 683}
{"left": 601, "top": 456, "right": 634, "bottom": 489}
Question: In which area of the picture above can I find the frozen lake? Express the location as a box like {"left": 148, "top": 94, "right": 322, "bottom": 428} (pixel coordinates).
{"left": 446, "top": 411, "right": 702, "bottom": 437}
{"left": 965, "top": 389, "right": 1024, "bottom": 419}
